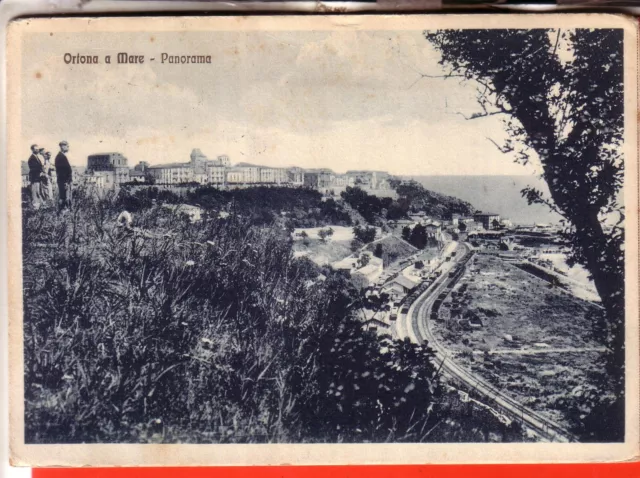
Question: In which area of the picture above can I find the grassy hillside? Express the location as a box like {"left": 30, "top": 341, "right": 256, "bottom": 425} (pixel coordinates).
{"left": 365, "top": 236, "right": 418, "bottom": 267}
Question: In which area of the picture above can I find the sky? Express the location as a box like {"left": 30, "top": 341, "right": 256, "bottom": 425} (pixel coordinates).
{"left": 20, "top": 29, "right": 541, "bottom": 176}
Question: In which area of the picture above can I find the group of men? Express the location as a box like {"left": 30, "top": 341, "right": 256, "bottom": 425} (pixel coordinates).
{"left": 27, "top": 141, "right": 73, "bottom": 210}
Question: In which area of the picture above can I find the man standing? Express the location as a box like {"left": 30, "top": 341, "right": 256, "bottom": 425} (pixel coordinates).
{"left": 55, "top": 141, "right": 73, "bottom": 210}
{"left": 40, "top": 148, "right": 54, "bottom": 201}
{"left": 27, "top": 144, "right": 45, "bottom": 209}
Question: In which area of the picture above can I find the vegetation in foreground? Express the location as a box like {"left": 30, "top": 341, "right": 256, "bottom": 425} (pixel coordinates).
{"left": 22, "top": 188, "right": 520, "bottom": 443}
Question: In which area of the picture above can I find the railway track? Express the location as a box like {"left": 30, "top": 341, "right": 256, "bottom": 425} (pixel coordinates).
{"left": 403, "top": 242, "right": 577, "bottom": 443}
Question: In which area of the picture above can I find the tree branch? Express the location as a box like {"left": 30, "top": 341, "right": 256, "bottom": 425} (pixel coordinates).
{"left": 485, "top": 136, "right": 513, "bottom": 154}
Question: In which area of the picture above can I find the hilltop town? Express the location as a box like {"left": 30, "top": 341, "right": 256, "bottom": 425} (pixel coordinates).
{"left": 21, "top": 148, "right": 395, "bottom": 193}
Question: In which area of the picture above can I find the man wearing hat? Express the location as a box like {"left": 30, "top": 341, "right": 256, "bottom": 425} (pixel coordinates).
{"left": 55, "top": 141, "right": 73, "bottom": 210}
{"left": 27, "top": 144, "right": 45, "bottom": 209}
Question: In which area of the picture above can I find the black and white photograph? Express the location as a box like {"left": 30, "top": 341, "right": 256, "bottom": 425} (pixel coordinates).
{"left": 7, "top": 14, "right": 639, "bottom": 466}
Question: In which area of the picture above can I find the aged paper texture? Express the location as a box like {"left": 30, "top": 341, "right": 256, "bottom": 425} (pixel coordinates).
{"left": 6, "top": 14, "right": 640, "bottom": 466}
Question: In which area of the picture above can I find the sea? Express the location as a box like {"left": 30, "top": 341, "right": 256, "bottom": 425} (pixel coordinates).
{"left": 408, "top": 175, "right": 563, "bottom": 226}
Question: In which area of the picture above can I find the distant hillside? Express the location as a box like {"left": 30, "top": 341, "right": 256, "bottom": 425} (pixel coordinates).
{"left": 340, "top": 183, "right": 474, "bottom": 225}
{"left": 391, "top": 179, "right": 476, "bottom": 219}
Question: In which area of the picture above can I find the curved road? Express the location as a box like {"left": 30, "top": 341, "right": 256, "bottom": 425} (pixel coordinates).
{"left": 400, "top": 242, "right": 575, "bottom": 443}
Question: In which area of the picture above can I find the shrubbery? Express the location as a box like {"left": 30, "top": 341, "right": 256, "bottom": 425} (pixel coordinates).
{"left": 23, "top": 190, "right": 447, "bottom": 443}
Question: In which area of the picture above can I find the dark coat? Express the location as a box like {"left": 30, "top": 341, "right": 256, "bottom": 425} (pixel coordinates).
{"left": 55, "top": 152, "right": 72, "bottom": 184}
{"left": 27, "top": 154, "right": 44, "bottom": 183}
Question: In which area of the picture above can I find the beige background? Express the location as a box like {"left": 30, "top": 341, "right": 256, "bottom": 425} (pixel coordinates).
{"left": 6, "top": 14, "right": 640, "bottom": 466}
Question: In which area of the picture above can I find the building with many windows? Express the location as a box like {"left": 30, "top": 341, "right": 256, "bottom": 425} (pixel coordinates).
{"left": 148, "top": 162, "right": 194, "bottom": 184}
{"left": 87, "top": 153, "right": 128, "bottom": 171}
{"left": 207, "top": 165, "right": 226, "bottom": 185}
{"left": 474, "top": 212, "right": 501, "bottom": 230}
{"left": 288, "top": 167, "right": 305, "bottom": 186}
{"left": 217, "top": 154, "right": 231, "bottom": 167}
{"left": 260, "top": 167, "right": 289, "bottom": 184}
{"left": 87, "top": 153, "right": 130, "bottom": 185}
{"left": 304, "top": 169, "right": 335, "bottom": 188}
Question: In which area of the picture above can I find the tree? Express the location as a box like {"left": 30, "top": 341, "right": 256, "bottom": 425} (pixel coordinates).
{"left": 425, "top": 29, "right": 625, "bottom": 438}
{"left": 353, "top": 225, "right": 377, "bottom": 244}
{"left": 458, "top": 222, "right": 467, "bottom": 233}
{"left": 374, "top": 243, "right": 384, "bottom": 258}
{"left": 491, "top": 219, "right": 501, "bottom": 230}
{"left": 401, "top": 226, "right": 412, "bottom": 242}
{"left": 300, "top": 230, "right": 309, "bottom": 247}
{"left": 350, "top": 238, "right": 364, "bottom": 253}
{"left": 318, "top": 228, "right": 331, "bottom": 243}
{"left": 409, "top": 224, "right": 428, "bottom": 250}
{"left": 358, "top": 253, "right": 371, "bottom": 269}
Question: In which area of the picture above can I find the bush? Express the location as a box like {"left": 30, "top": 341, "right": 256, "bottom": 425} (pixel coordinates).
{"left": 22, "top": 190, "right": 445, "bottom": 444}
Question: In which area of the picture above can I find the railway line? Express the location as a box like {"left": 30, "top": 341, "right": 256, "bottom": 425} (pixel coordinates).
{"left": 402, "top": 242, "right": 577, "bottom": 443}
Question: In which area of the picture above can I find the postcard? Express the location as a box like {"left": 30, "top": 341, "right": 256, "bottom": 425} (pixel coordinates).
{"left": 6, "top": 13, "right": 639, "bottom": 466}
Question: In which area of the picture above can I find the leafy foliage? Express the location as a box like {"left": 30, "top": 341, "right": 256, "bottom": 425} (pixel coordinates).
{"left": 425, "top": 28, "right": 625, "bottom": 440}
{"left": 353, "top": 225, "right": 377, "bottom": 244}
{"left": 390, "top": 180, "right": 475, "bottom": 218}
{"left": 340, "top": 187, "right": 395, "bottom": 224}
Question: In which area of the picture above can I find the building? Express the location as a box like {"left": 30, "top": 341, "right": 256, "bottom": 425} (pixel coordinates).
{"left": 383, "top": 274, "right": 419, "bottom": 300}
{"left": 331, "top": 256, "right": 360, "bottom": 272}
{"left": 474, "top": 212, "right": 501, "bottom": 230}
{"left": 190, "top": 148, "right": 208, "bottom": 173}
{"left": 134, "top": 161, "right": 150, "bottom": 172}
{"left": 87, "top": 153, "right": 130, "bottom": 186}
{"left": 352, "top": 256, "right": 384, "bottom": 286}
{"left": 21, "top": 161, "right": 30, "bottom": 188}
{"left": 71, "top": 166, "right": 86, "bottom": 185}
{"left": 346, "top": 170, "right": 373, "bottom": 187}
{"left": 207, "top": 165, "right": 226, "bottom": 186}
{"left": 334, "top": 175, "right": 350, "bottom": 187}
{"left": 304, "top": 169, "right": 334, "bottom": 188}
{"left": 217, "top": 154, "right": 231, "bottom": 167}
{"left": 148, "top": 162, "right": 194, "bottom": 184}
{"left": 226, "top": 168, "right": 245, "bottom": 184}
{"left": 409, "top": 211, "right": 428, "bottom": 223}
{"left": 372, "top": 171, "right": 391, "bottom": 189}
{"left": 85, "top": 170, "right": 115, "bottom": 189}
{"left": 87, "top": 152, "right": 128, "bottom": 172}
{"left": 425, "top": 223, "right": 442, "bottom": 238}
{"left": 242, "top": 166, "right": 261, "bottom": 184}
{"left": 288, "top": 167, "right": 305, "bottom": 186}
{"left": 193, "top": 172, "right": 207, "bottom": 184}
{"left": 260, "top": 167, "right": 289, "bottom": 184}
{"left": 129, "top": 170, "right": 146, "bottom": 183}
{"left": 114, "top": 167, "right": 130, "bottom": 184}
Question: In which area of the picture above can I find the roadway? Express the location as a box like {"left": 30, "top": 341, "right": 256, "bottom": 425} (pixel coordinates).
{"left": 399, "top": 241, "right": 576, "bottom": 443}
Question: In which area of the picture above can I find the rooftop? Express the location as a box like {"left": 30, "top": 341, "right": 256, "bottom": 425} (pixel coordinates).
{"left": 148, "top": 162, "right": 192, "bottom": 169}
{"left": 393, "top": 275, "right": 419, "bottom": 290}
{"left": 474, "top": 212, "right": 500, "bottom": 217}
{"left": 88, "top": 152, "right": 127, "bottom": 157}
